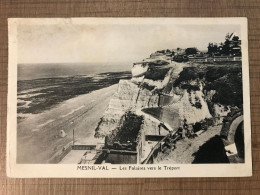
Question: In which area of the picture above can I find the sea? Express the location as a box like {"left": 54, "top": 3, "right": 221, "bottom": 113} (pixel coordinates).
{"left": 18, "top": 63, "right": 131, "bottom": 81}
{"left": 17, "top": 63, "right": 132, "bottom": 117}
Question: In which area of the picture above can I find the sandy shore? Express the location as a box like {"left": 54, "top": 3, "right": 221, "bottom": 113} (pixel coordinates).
{"left": 17, "top": 84, "right": 118, "bottom": 164}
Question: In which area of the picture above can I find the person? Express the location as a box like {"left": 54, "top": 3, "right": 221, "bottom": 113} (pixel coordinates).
{"left": 177, "top": 127, "right": 183, "bottom": 136}
{"left": 183, "top": 118, "right": 188, "bottom": 138}
{"left": 187, "top": 124, "right": 194, "bottom": 138}
{"left": 222, "top": 117, "right": 228, "bottom": 128}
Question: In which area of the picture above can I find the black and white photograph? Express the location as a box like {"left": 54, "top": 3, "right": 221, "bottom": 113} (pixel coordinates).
{"left": 7, "top": 18, "right": 252, "bottom": 177}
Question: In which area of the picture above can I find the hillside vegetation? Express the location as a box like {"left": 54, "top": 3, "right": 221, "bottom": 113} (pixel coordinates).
{"left": 173, "top": 64, "right": 243, "bottom": 107}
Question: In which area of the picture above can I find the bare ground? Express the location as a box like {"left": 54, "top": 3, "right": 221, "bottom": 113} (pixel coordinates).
{"left": 154, "top": 125, "right": 222, "bottom": 164}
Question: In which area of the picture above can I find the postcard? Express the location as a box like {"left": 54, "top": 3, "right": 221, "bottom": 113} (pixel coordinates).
{"left": 7, "top": 18, "right": 252, "bottom": 177}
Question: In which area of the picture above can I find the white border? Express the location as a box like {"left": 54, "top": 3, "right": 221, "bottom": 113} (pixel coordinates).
{"left": 7, "top": 18, "right": 252, "bottom": 178}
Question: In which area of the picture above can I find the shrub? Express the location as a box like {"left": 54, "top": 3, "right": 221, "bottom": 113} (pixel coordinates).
{"left": 194, "top": 102, "right": 202, "bottom": 109}
{"left": 174, "top": 66, "right": 243, "bottom": 107}
{"left": 105, "top": 112, "right": 144, "bottom": 150}
{"left": 145, "top": 67, "right": 171, "bottom": 81}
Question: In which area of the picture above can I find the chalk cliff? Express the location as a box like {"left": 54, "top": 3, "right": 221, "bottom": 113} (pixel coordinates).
{"left": 94, "top": 78, "right": 160, "bottom": 137}
{"left": 93, "top": 50, "right": 244, "bottom": 164}
{"left": 94, "top": 54, "right": 219, "bottom": 138}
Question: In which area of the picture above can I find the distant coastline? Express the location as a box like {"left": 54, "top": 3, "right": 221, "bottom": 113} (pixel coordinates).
{"left": 18, "top": 63, "right": 131, "bottom": 81}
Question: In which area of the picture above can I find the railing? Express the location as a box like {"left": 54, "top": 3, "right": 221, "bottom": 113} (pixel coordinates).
{"left": 71, "top": 144, "right": 96, "bottom": 150}
{"left": 220, "top": 110, "right": 243, "bottom": 137}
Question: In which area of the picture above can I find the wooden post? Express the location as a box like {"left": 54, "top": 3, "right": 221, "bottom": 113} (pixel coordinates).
{"left": 73, "top": 128, "right": 74, "bottom": 145}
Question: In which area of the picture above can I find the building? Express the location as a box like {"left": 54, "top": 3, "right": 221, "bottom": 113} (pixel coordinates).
{"left": 208, "top": 33, "right": 242, "bottom": 57}
{"left": 101, "top": 112, "right": 144, "bottom": 164}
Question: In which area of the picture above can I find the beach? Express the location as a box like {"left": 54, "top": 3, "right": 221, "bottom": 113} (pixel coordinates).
{"left": 17, "top": 84, "right": 118, "bottom": 164}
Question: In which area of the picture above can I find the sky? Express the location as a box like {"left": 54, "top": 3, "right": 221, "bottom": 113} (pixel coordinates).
{"left": 17, "top": 23, "right": 241, "bottom": 65}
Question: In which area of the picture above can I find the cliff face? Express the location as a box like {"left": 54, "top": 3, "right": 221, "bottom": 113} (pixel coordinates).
{"left": 171, "top": 88, "right": 212, "bottom": 124}
{"left": 95, "top": 53, "right": 242, "bottom": 139}
{"left": 94, "top": 79, "right": 160, "bottom": 137}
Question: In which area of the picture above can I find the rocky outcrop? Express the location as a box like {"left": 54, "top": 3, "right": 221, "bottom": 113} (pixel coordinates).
{"left": 170, "top": 89, "right": 212, "bottom": 124}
